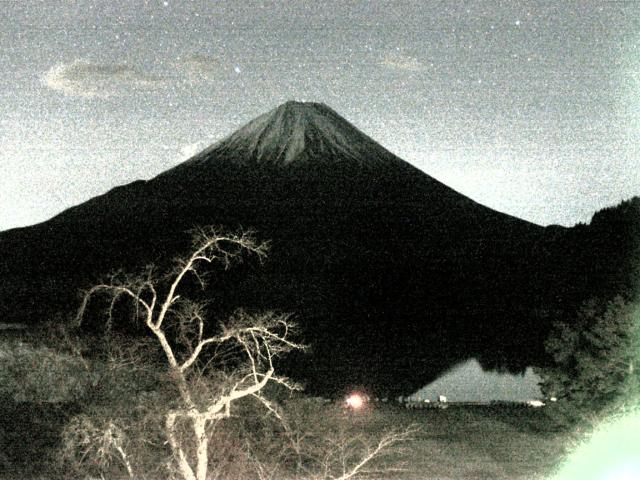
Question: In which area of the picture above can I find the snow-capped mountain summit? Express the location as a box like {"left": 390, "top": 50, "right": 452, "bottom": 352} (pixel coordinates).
{"left": 182, "top": 101, "right": 407, "bottom": 169}
{"left": 3, "top": 101, "right": 632, "bottom": 395}
{"left": 0, "top": 101, "right": 551, "bottom": 395}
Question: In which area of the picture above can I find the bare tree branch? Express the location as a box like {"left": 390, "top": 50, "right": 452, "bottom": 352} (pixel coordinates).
{"left": 72, "top": 227, "right": 301, "bottom": 480}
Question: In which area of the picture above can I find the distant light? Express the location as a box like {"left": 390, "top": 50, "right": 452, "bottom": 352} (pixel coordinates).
{"left": 345, "top": 393, "right": 365, "bottom": 409}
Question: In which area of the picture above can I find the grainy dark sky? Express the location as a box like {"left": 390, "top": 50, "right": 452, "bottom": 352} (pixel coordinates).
{"left": 1, "top": 0, "right": 639, "bottom": 230}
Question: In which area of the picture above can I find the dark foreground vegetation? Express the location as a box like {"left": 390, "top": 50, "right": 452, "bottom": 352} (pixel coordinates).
{"left": 2, "top": 229, "right": 420, "bottom": 480}
{"left": 0, "top": 385, "right": 573, "bottom": 480}
{"left": 1, "top": 215, "right": 638, "bottom": 479}
{"left": 1, "top": 309, "right": 636, "bottom": 479}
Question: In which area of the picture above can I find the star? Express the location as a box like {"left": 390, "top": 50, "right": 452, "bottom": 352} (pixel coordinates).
{"left": 0, "top": 1, "right": 637, "bottom": 230}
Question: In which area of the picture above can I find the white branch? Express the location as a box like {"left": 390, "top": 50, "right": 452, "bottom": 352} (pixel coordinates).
{"left": 330, "top": 427, "right": 418, "bottom": 480}
{"left": 179, "top": 337, "right": 220, "bottom": 372}
{"left": 166, "top": 412, "right": 197, "bottom": 480}
{"left": 72, "top": 228, "right": 299, "bottom": 480}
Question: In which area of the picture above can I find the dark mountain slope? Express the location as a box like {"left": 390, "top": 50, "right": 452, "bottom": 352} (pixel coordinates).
{"left": 1, "top": 101, "right": 634, "bottom": 396}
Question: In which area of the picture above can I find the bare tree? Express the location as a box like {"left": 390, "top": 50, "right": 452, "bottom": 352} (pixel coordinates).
{"left": 61, "top": 415, "right": 136, "bottom": 479}
{"left": 76, "top": 228, "right": 305, "bottom": 480}
{"left": 279, "top": 400, "right": 419, "bottom": 480}
{"left": 285, "top": 426, "right": 414, "bottom": 480}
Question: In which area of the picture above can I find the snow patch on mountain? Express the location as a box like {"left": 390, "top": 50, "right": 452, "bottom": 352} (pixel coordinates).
{"left": 183, "top": 101, "right": 409, "bottom": 169}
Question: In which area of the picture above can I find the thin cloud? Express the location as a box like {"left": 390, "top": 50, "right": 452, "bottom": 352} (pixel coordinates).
{"left": 174, "top": 54, "right": 220, "bottom": 83}
{"left": 380, "top": 52, "right": 428, "bottom": 72}
{"left": 42, "top": 60, "right": 165, "bottom": 98}
{"left": 179, "top": 141, "right": 207, "bottom": 160}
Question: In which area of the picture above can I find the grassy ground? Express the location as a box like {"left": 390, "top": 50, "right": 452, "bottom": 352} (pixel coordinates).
{"left": 0, "top": 400, "right": 574, "bottom": 479}
{"left": 0, "top": 399, "right": 76, "bottom": 479}
{"left": 328, "top": 403, "right": 572, "bottom": 480}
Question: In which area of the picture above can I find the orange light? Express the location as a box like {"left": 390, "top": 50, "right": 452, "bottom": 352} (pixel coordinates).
{"left": 346, "top": 393, "right": 365, "bottom": 409}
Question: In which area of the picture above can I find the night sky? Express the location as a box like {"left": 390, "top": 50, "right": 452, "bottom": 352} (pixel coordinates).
{"left": 1, "top": 1, "right": 639, "bottom": 231}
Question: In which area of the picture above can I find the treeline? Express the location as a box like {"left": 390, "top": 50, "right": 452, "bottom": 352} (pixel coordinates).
{"left": 534, "top": 197, "right": 640, "bottom": 427}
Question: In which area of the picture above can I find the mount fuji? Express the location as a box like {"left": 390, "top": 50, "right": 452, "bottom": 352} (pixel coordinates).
{"left": 1, "top": 101, "right": 636, "bottom": 395}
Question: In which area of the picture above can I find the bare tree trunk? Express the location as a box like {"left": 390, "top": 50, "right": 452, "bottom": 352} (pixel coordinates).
{"left": 194, "top": 416, "right": 209, "bottom": 480}
{"left": 74, "top": 229, "right": 303, "bottom": 480}
{"left": 166, "top": 413, "right": 197, "bottom": 480}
